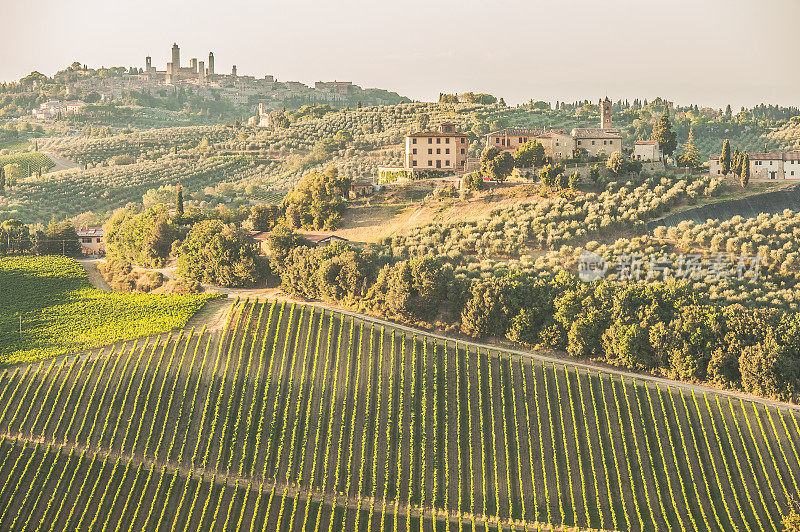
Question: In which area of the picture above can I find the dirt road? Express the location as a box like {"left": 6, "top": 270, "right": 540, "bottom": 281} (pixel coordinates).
{"left": 43, "top": 151, "right": 80, "bottom": 173}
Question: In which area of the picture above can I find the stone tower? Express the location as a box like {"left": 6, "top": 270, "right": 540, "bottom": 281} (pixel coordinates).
{"left": 208, "top": 52, "right": 215, "bottom": 75}
{"left": 145, "top": 56, "right": 151, "bottom": 72}
{"left": 232, "top": 65, "right": 237, "bottom": 78}
{"left": 171, "top": 43, "right": 180, "bottom": 75}
{"left": 601, "top": 96, "right": 613, "bottom": 129}
{"left": 199, "top": 61, "right": 205, "bottom": 84}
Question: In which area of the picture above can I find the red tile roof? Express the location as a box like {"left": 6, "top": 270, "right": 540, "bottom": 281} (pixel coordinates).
{"left": 76, "top": 227, "right": 104, "bottom": 237}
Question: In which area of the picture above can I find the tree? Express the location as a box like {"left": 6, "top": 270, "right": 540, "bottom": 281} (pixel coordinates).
{"left": 175, "top": 219, "right": 263, "bottom": 287}
{"left": 568, "top": 171, "right": 581, "bottom": 190}
{"left": 175, "top": 183, "right": 184, "bottom": 216}
{"left": 651, "top": 108, "right": 677, "bottom": 157}
{"left": 741, "top": 154, "right": 750, "bottom": 187}
{"left": 480, "top": 147, "right": 513, "bottom": 182}
{"left": 679, "top": 126, "right": 702, "bottom": 169}
{"left": 606, "top": 151, "right": 624, "bottom": 175}
{"left": 36, "top": 219, "right": 81, "bottom": 257}
{"left": 784, "top": 497, "right": 800, "bottom": 532}
{"left": 0, "top": 166, "right": 4, "bottom": 192}
{"left": 281, "top": 167, "right": 351, "bottom": 230}
{"left": 720, "top": 139, "right": 731, "bottom": 176}
{"left": 724, "top": 104, "right": 732, "bottom": 121}
{"left": 514, "top": 140, "right": 545, "bottom": 168}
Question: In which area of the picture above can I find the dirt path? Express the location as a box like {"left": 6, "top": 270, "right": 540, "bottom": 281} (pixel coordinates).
{"left": 77, "top": 259, "right": 112, "bottom": 291}
{"left": 43, "top": 151, "right": 80, "bottom": 173}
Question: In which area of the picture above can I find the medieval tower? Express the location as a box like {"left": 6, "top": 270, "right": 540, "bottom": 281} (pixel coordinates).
{"left": 171, "top": 43, "right": 181, "bottom": 75}
{"left": 208, "top": 52, "right": 215, "bottom": 75}
{"left": 600, "top": 96, "right": 613, "bottom": 129}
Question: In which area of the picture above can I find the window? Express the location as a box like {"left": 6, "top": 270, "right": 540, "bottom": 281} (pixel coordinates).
{"left": 592, "top": 141, "right": 596, "bottom": 145}
{"left": 495, "top": 138, "right": 500, "bottom": 144}
{"left": 461, "top": 138, "right": 465, "bottom": 143}
{"left": 460, "top": 149, "right": 465, "bottom": 154}
{"left": 436, "top": 148, "right": 441, "bottom": 154}
{"left": 428, "top": 138, "right": 433, "bottom": 144}
{"left": 412, "top": 148, "right": 417, "bottom": 155}
{"left": 445, "top": 138, "right": 450, "bottom": 144}
{"left": 412, "top": 138, "right": 417, "bottom": 144}
{"left": 446, "top": 160, "right": 451, "bottom": 166}
{"left": 578, "top": 141, "right": 582, "bottom": 146}
{"left": 519, "top": 137, "right": 523, "bottom": 143}
{"left": 428, "top": 160, "right": 433, "bottom": 166}
{"left": 97, "top": 238, "right": 101, "bottom": 243}
{"left": 412, "top": 160, "right": 417, "bottom": 166}
{"left": 428, "top": 149, "right": 432, "bottom": 154}
{"left": 437, "top": 138, "right": 441, "bottom": 144}
{"left": 445, "top": 148, "right": 450, "bottom": 154}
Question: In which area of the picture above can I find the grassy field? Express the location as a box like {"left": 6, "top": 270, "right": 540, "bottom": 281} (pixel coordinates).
{"left": 0, "top": 256, "right": 214, "bottom": 366}
{"left": 0, "top": 298, "right": 796, "bottom": 530}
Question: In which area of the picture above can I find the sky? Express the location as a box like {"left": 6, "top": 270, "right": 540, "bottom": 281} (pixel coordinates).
{"left": 1, "top": 0, "right": 798, "bottom": 110}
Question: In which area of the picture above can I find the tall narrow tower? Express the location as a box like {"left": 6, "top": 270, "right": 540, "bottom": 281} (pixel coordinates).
{"left": 231, "top": 65, "right": 237, "bottom": 78}
{"left": 208, "top": 52, "right": 215, "bottom": 75}
{"left": 171, "top": 43, "right": 180, "bottom": 75}
{"left": 601, "top": 96, "right": 613, "bottom": 129}
{"left": 145, "top": 56, "right": 152, "bottom": 72}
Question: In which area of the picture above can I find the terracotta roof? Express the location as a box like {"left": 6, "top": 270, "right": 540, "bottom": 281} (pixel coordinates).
{"left": 298, "top": 232, "right": 349, "bottom": 244}
{"left": 486, "top": 128, "right": 545, "bottom": 137}
{"left": 709, "top": 151, "right": 800, "bottom": 161}
{"left": 571, "top": 128, "right": 622, "bottom": 139}
{"left": 77, "top": 227, "right": 104, "bottom": 237}
{"left": 250, "top": 231, "right": 270, "bottom": 241}
{"left": 407, "top": 131, "right": 467, "bottom": 138}
{"left": 635, "top": 140, "right": 657, "bottom": 145}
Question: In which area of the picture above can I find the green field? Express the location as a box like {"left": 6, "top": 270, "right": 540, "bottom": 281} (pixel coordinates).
{"left": 0, "top": 298, "right": 796, "bottom": 530}
{"left": 0, "top": 152, "right": 54, "bottom": 176}
{"left": 0, "top": 256, "right": 215, "bottom": 365}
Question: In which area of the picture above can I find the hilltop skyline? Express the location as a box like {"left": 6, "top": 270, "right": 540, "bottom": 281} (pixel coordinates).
{"left": 1, "top": 0, "right": 799, "bottom": 110}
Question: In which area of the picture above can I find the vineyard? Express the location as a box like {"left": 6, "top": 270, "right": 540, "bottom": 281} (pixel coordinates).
{"left": 0, "top": 256, "right": 214, "bottom": 366}
{"left": 0, "top": 297, "right": 797, "bottom": 530}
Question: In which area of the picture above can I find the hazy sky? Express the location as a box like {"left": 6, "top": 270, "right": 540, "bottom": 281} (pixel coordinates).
{"left": 1, "top": 0, "right": 798, "bottom": 109}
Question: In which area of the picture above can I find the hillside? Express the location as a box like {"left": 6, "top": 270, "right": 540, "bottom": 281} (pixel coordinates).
{"left": 0, "top": 298, "right": 796, "bottom": 530}
{"left": 0, "top": 256, "right": 214, "bottom": 366}
{"left": 3, "top": 99, "right": 799, "bottom": 224}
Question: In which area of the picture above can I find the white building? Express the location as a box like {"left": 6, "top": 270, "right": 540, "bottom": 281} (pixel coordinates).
{"left": 709, "top": 152, "right": 800, "bottom": 180}
{"left": 633, "top": 141, "right": 663, "bottom": 162}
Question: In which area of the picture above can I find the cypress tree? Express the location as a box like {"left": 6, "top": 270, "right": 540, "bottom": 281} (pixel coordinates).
{"left": 720, "top": 139, "right": 732, "bottom": 176}
{"left": 681, "top": 126, "right": 701, "bottom": 169}
{"left": 741, "top": 154, "right": 750, "bottom": 187}
{"left": 0, "top": 166, "right": 4, "bottom": 191}
{"left": 175, "top": 183, "right": 184, "bottom": 215}
{"left": 651, "top": 108, "right": 677, "bottom": 157}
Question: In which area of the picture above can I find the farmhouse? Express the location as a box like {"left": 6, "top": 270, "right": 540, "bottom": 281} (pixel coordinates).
{"left": 633, "top": 140, "right": 663, "bottom": 162}
{"left": 77, "top": 227, "right": 105, "bottom": 257}
{"left": 404, "top": 122, "right": 469, "bottom": 173}
{"left": 708, "top": 152, "right": 800, "bottom": 180}
{"left": 485, "top": 97, "right": 621, "bottom": 160}
{"left": 251, "top": 230, "right": 350, "bottom": 255}
{"left": 571, "top": 128, "right": 623, "bottom": 157}
{"left": 300, "top": 233, "right": 350, "bottom": 246}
